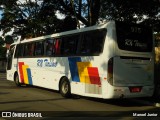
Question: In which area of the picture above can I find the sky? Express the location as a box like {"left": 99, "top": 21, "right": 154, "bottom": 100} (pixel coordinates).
{"left": 0, "top": 10, "right": 3, "bottom": 19}
{"left": 0, "top": 10, "right": 3, "bottom": 36}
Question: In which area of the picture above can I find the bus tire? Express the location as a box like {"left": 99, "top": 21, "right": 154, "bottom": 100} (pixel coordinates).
{"left": 14, "top": 73, "right": 21, "bottom": 87}
{"left": 59, "top": 77, "right": 71, "bottom": 98}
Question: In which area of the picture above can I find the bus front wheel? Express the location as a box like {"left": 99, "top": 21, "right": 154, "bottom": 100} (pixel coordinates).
{"left": 59, "top": 77, "right": 71, "bottom": 98}
{"left": 14, "top": 73, "right": 21, "bottom": 87}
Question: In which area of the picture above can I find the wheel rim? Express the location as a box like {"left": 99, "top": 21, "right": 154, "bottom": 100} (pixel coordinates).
{"left": 62, "top": 81, "right": 69, "bottom": 94}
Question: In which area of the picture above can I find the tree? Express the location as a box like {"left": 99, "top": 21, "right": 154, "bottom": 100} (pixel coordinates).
{"left": 47, "top": 0, "right": 160, "bottom": 30}
{"left": 1, "top": 0, "right": 94, "bottom": 39}
{"left": 55, "top": 0, "right": 101, "bottom": 26}
{"left": 100, "top": 0, "right": 160, "bottom": 31}
{"left": 4, "top": 35, "right": 14, "bottom": 44}
{"left": 0, "top": 46, "right": 7, "bottom": 58}
{"left": 0, "top": 0, "right": 63, "bottom": 39}
{"left": 0, "top": 0, "right": 160, "bottom": 39}
{"left": 0, "top": 37, "right": 5, "bottom": 46}
{"left": 0, "top": 37, "right": 6, "bottom": 58}
{"left": 60, "top": 15, "right": 77, "bottom": 32}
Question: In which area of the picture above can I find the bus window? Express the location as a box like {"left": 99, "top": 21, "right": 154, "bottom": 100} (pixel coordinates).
{"left": 29, "top": 43, "right": 34, "bottom": 56}
{"left": 116, "top": 21, "right": 153, "bottom": 52}
{"left": 23, "top": 43, "right": 35, "bottom": 57}
{"left": 60, "top": 34, "right": 79, "bottom": 55}
{"left": 79, "top": 29, "right": 106, "bottom": 55}
{"left": 35, "top": 41, "right": 44, "bottom": 56}
{"left": 45, "top": 38, "right": 55, "bottom": 56}
{"left": 15, "top": 44, "right": 24, "bottom": 58}
{"left": 92, "top": 29, "right": 106, "bottom": 54}
{"left": 80, "top": 34, "right": 92, "bottom": 54}
{"left": 55, "top": 39, "right": 61, "bottom": 55}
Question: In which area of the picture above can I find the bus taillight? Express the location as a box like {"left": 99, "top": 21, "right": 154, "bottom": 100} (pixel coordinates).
{"left": 107, "top": 57, "right": 113, "bottom": 85}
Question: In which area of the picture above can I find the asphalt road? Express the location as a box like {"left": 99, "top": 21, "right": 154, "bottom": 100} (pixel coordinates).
{"left": 0, "top": 72, "right": 160, "bottom": 120}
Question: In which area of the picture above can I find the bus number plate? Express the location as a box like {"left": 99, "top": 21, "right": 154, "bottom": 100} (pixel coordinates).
{"left": 129, "top": 87, "right": 142, "bottom": 93}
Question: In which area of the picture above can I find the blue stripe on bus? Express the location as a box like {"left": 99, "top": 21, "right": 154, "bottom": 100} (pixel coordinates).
{"left": 27, "top": 68, "right": 33, "bottom": 85}
{"left": 68, "top": 57, "right": 81, "bottom": 82}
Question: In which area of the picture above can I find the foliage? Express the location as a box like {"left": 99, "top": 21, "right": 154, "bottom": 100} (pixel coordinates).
{"left": 0, "top": 0, "right": 159, "bottom": 39}
{"left": 0, "top": 35, "right": 14, "bottom": 46}
{"left": 0, "top": 0, "right": 101, "bottom": 39}
{"left": 0, "top": 46, "right": 7, "bottom": 58}
{"left": 4, "top": 35, "right": 14, "bottom": 44}
{"left": 100, "top": 0, "right": 160, "bottom": 31}
{"left": 0, "top": 37, "right": 4, "bottom": 46}
{"left": 55, "top": 0, "right": 101, "bottom": 26}
{"left": 0, "top": 0, "right": 64, "bottom": 39}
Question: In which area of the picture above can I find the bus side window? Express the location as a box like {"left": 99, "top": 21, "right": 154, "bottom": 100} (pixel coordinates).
{"left": 78, "top": 32, "right": 92, "bottom": 55}
{"left": 90, "top": 29, "right": 106, "bottom": 54}
{"left": 23, "top": 44, "right": 28, "bottom": 57}
{"left": 29, "top": 43, "right": 34, "bottom": 56}
{"left": 61, "top": 35, "right": 79, "bottom": 55}
{"left": 15, "top": 44, "right": 24, "bottom": 58}
{"left": 35, "top": 41, "right": 43, "bottom": 56}
{"left": 14, "top": 45, "right": 19, "bottom": 58}
{"left": 55, "top": 39, "right": 61, "bottom": 55}
{"left": 79, "top": 29, "right": 106, "bottom": 55}
{"left": 45, "top": 38, "right": 55, "bottom": 56}
{"left": 23, "top": 43, "right": 34, "bottom": 57}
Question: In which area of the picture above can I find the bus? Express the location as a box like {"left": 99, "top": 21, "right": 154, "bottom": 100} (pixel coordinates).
{"left": 6, "top": 21, "right": 154, "bottom": 99}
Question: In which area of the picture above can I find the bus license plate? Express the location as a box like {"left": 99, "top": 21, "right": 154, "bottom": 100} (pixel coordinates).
{"left": 129, "top": 87, "right": 142, "bottom": 93}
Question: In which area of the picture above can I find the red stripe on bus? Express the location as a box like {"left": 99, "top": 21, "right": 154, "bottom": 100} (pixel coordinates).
{"left": 18, "top": 62, "right": 24, "bottom": 83}
{"left": 87, "top": 67, "right": 101, "bottom": 85}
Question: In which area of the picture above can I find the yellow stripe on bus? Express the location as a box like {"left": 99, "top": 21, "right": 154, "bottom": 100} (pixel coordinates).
{"left": 77, "top": 62, "right": 92, "bottom": 83}
{"left": 22, "top": 65, "right": 29, "bottom": 84}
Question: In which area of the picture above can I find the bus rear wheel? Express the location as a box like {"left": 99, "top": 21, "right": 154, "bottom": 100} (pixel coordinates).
{"left": 14, "top": 73, "right": 22, "bottom": 87}
{"left": 59, "top": 77, "right": 71, "bottom": 98}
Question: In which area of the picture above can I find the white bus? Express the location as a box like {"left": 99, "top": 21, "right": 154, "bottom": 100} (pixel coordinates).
{"left": 6, "top": 21, "right": 154, "bottom": 99}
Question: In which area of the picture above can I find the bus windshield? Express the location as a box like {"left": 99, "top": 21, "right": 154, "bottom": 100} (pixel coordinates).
{"left": 116, "top": 21, "right": 153, "bottom": 52}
